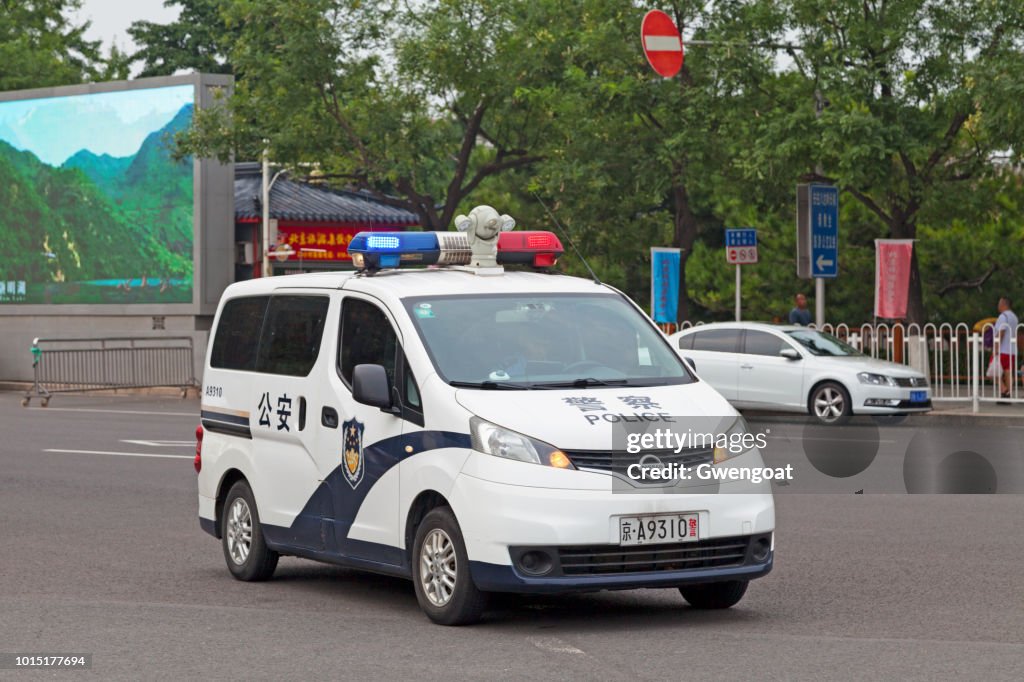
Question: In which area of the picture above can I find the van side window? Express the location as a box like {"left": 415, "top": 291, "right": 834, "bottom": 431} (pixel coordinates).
{"left": 678, "top": 334, "right": 695, "bottom": 350}
{"left": 257, "top": 296, "right": 330, "bottom": 376}
{"left": 339, "top": 298, "right": 398, "bottom": 387}
{"left": 210, "top": 296, "right": 269, "bottom": 370}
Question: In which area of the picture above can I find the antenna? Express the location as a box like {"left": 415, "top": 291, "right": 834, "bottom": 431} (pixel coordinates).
{"left": 531, "top": 192, "right": 601, "bottom": 285}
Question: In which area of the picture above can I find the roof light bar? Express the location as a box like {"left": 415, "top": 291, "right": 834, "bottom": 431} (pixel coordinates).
{"left": 348, "top": 230, "right": 564, "bottom": 272}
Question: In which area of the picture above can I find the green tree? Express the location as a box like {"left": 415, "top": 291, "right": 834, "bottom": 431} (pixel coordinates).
{"left": 179, "top": 0, "right": 558, "bottom": 231}
{"left": 128, "top": 0, "right": 236, "bottom": 77}
{"left": 527, "top": 1, "right": 784, "bottom": 319}
{"left": 0, "top": 0, "right": 102, "bottom": 89}
{"left": 747, "top": 0, "right": 1024, "bottom": 324}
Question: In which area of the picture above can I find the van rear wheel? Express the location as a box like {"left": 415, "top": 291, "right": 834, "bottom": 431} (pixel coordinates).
{"left": 222, "top": 480, "right": 278, "bottom": 581}
{"left": 412, "top": 507, "right": 487, "bottom": 625}
{"left": 679, "top": 580, "right": 749, "bottom": 609}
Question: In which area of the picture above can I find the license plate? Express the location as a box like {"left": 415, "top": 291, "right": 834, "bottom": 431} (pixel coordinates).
{"left": 910, "top": 390, "right": 927, "bottom": 402}
{"left": 619, "top": 513, "right": 699, "bottom": 546}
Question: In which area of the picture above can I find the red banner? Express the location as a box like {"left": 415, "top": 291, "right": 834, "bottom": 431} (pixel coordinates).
{"left": 874, "top": 239, "right": 914, "bottom": 319}
{"left": 272, "top": 226, "right": 377, "bottom": 262}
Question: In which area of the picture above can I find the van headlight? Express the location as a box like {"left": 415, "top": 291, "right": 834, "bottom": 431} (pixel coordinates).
{"left": 858, "top": 372, "right": 897, "bottom": 387}
{"left": 713, "top": 416, "right": 760, "bottom": 464}
{"left": 469, "top": 417, "right": 574, "bottom": 469}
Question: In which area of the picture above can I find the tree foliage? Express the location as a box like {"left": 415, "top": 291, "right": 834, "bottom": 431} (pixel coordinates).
{"left": 127, "top": 0, "right": 235, "bottom": 77}
{"left": 125, "top": 0, "right": 1024, "bottom": 324}
{"left": 0, "top": 0, "right": 102, "bottom": 89}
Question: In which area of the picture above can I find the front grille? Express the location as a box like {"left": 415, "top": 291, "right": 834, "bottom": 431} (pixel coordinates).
{"left": 895, "top": 376, "right": 928, "bottom": 387}
{"left": 557, "top": 536, "right": 751, "bottom": 576}
{"left": 563, "top": 447, "right": 714, "bottom": 472}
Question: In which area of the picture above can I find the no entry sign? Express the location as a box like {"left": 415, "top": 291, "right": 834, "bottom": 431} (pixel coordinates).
{"left": 641, "top": 10, "right": 684, "bottom": 78}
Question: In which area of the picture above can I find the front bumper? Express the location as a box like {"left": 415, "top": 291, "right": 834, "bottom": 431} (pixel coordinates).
{"left": 450, "top": 455, "right": 775, "bottom": 593}
{"left": 856, "top": 385, "right": 932, "bottom": 413}
{"left": 471, "top": 548, "right": 773, "bottom": 593}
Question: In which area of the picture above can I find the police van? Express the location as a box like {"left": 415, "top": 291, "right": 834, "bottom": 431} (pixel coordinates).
{"left": 195, "top": 206, "right": 774, "bottom": 625}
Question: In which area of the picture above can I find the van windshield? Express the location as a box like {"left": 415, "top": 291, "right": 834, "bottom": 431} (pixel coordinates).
{"left": 403, "top": 293, "right": 694, "bottom": 388}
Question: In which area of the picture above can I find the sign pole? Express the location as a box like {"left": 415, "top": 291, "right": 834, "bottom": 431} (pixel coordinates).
{"left": 735, "top": 264, "right": 742, "bottom": 322}
{"left": 815, "top": 277, "right": 824, "bottom": 327}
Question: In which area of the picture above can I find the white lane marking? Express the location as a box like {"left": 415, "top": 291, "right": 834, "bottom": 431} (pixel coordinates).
{"left": 644, "top": 35, "right": 682, "bottom": 51}
{"left": 44, "top": 449, "right": 192, "bottom": 460}
{"left": 121, "top": 440, "right": 194, "bottom": 447}
{"left": 28, "top": 407, "right": 197, "bottom": 417}
{"left": 527, "top": 636, "right": 585, "bottom": 655}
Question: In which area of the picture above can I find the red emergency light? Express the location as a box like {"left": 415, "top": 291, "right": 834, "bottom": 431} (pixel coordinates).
{"left": 497, "top": 231, "right": 564, "bottom": 268}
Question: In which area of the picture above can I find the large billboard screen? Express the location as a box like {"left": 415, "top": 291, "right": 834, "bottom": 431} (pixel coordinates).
{"left": 0, "top": 84, "right": 194, "bottom": 304}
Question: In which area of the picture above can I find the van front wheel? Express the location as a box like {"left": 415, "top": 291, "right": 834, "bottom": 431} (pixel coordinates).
{"left": 412, "top": 507, "right": 487, "bottom": 625}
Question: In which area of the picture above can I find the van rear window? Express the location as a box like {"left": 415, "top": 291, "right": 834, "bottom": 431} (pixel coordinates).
{"left": 211, "top": 296, "right": 269, "bottom": 371}
{"left": 211, "top": 295, "right": 329, "bottom": 375}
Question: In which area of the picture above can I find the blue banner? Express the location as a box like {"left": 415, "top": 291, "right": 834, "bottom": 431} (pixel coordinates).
{"left": 650, "top": 248, "right": 681, "bottom": 324}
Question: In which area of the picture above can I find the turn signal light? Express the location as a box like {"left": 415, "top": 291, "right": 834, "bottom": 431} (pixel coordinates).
{"left": 549, "top": 450, "right": 572, "bottom": 469}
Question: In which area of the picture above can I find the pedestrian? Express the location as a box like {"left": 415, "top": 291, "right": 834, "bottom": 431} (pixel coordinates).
{"left": 995, "top": 296, "right": 1018, "bottom": 402}
{"left": 788, "top": 293, "right": 811, "bottom": 326}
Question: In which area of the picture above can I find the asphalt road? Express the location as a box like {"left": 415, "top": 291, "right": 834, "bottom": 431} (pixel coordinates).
{"left": 1, "top": 392, "right": 1022, "bottom": 680}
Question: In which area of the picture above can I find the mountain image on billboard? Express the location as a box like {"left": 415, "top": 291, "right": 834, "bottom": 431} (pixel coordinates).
{"left": 0, "top": 85, "right": 194, "bottom": 304}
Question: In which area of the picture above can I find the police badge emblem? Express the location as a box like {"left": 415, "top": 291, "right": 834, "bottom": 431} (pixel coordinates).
{"left": 341, "top": 419, "right": 365, "bottom": 489}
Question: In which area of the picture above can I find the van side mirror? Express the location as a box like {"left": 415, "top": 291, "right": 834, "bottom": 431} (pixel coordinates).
{"left": 683, "top": 356, "right": 697, "bottom": 373}
{"left": 352, "top": 364, "right": 395, "bottom": 411}
{"left": 779, "top": 348, "right": 801, "bottom": 360}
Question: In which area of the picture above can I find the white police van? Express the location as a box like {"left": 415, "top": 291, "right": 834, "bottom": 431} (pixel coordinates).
{"left": 195, "top": 206, "right": 775, "bottom": 625}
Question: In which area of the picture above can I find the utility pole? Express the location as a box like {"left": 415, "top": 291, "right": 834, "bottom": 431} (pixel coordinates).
{"left": 814, "top": 89, "right": 826, "bottom": 327}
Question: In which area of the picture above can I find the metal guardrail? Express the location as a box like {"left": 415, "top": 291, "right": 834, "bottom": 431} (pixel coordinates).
{"left": 22, "top": 336, "right": 198, "bottom": 407}
{"left": 659, "top": 320, "right": 1023, "bottom": 413}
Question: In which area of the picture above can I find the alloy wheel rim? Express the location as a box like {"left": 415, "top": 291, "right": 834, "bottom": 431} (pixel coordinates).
{"left": 419, "top": 528, "right": 457, "bottom": 607}
{"left": 814, "top": 387, "right": 844, "bottom": 421}
{"left": 226, "top": 498, "right": 253, "bottom": 565}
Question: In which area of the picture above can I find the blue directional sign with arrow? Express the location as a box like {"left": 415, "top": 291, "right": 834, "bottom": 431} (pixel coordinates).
{"left": 810, "top": 185, "right": 839, "bottom": 278}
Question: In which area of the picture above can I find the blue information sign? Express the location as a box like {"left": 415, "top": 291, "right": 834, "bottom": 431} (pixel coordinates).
{"left": 810, "top": 185, "right": 839, "bottom": 278}
{"left": 725, "top": 228, "right": 758, "bottom": 264}
{"left": 650, "top": 247, "right": 681, "bottom": 324}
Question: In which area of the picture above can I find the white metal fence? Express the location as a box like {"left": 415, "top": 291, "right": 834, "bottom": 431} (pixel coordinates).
{"left": 659, "top": 320, "right": 1023, "bottom": 413}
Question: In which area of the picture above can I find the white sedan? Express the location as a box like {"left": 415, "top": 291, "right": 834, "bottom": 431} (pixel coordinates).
{"left": 670, "top": 322, "right": 931, "bottom": 424}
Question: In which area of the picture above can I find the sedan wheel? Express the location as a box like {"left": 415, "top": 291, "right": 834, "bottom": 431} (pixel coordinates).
{"left": 810, "top": 382, "right": 851, "bottom": 425}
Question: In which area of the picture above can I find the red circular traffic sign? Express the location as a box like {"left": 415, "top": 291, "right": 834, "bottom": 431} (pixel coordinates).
{"left": 641, "top": 10, "right": 684, "bottom": 78}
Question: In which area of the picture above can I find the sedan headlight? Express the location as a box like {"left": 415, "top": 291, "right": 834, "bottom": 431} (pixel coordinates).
{"left": 858, "top": 372, "right": 897, "bottom": 387}
{"left": 469, "top": 417, "right": 574, "bottom": 469}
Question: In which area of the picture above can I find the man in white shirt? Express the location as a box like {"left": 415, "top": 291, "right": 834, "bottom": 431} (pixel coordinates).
{"left": 995, "top": 296, "right": 1018, "bottom": 400}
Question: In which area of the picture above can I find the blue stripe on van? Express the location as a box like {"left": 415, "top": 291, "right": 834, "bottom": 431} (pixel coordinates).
{"left": 263, "top": 430, "right": 471, "bottom": 569}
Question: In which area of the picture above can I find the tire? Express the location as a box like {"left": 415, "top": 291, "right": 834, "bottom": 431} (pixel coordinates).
{"left": 809, "top": 381, "right": 852, "bottom": 425}
{"left": 679, "top": 580, "right": 749, "bottom": 609}
{"left": 412, "top": 507, "right": 487, "bottom": 625}
{"left": 221, "top": 480, "right": 279, "bottom": 581}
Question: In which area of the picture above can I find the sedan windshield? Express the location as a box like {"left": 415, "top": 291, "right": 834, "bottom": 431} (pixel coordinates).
{"left": 785, "top": 329, "right": 863, "bottom": 357}
{"left": 404, "top": 293, "right": 694, "bottom": 388}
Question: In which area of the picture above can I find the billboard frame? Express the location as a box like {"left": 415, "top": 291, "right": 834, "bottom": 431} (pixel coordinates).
{"left": 0, "top": 72, "right": 234, "bottom": 317}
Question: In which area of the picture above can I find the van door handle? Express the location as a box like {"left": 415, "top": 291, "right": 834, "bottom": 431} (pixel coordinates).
{"left": 298, "top": 397, "right": 306, "bottom": 431}
{"left": 321, "top": 406, "right": 338, "bottom": 429}
{"left": 741, "top": 364, "right": 754, "bottom": 370}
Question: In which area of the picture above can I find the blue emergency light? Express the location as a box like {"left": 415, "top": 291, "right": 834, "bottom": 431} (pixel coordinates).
{"left": 348, "top": 230, "right": 564, "bottom": 272}
{"left": 348, "top": 232, "right": 442, "bottom": 270}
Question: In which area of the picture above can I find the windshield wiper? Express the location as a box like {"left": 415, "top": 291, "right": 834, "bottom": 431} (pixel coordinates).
{"left": 448, "top": 380, "right": 528, "bottom": 390}
{"left": 533, "top": 377, "right": 629, "bottom": 388}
